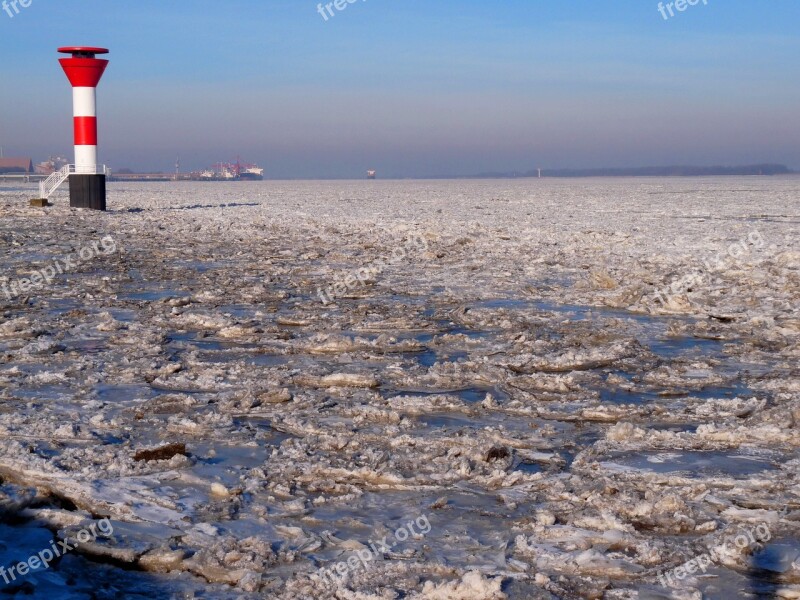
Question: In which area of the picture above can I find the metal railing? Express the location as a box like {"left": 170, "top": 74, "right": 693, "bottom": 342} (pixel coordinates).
{"left": 38, "top": 164, "right": 107, "bottom": 199}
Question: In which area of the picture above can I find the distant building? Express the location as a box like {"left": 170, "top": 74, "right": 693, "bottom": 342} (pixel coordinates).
{"left": 34, "top": 155, "right": 69, "bottom": 175}
{"left": 0, "top": 158, "right": 33, "bottom": 174}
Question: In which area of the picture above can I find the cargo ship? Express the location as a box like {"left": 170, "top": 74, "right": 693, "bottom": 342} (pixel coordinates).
{"left": 239, "top": 165, "right": 264, "bottom": 181}
{"left": 198, "top": 158, "right": 264, "bottom": 181}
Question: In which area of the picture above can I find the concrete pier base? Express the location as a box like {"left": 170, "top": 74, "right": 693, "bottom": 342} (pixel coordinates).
{"left": 69, "top": 174, "right": 106, "bottom": 211}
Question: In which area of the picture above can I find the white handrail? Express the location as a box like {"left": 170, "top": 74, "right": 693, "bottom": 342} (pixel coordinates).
{"left": 39, "top": 165, "right": 70, "bottom": 199}
{"left": 38, "top": 164, "right": 107, "bottom": 199}
{"left": 71, "top": 164, "right": 107, "bottom": 175}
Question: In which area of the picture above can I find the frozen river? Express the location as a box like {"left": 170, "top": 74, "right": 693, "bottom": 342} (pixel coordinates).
{"left": 0, "top": 178, "right": 798, "bottom": 599}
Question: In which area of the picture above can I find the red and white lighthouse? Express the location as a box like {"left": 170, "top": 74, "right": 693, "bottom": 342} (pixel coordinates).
{"left": 58, "top": 46, "right": 109, "bottom": 210}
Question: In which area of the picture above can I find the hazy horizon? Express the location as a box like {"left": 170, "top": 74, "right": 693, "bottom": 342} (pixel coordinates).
{"left": 2, "top": 1, "right": 799, "bottom": 178}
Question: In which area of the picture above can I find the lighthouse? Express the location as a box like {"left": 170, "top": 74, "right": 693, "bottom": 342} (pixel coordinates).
{"left": 58, "top": 46, "right": 110, "bottom": 210}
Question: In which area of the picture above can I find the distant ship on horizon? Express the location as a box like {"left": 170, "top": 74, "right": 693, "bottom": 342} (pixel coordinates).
{"left": 239, "top": 164, "right": 264, "bottom": 180}
{"left": 199, "top": 158, "right": 264, "bottom": 181}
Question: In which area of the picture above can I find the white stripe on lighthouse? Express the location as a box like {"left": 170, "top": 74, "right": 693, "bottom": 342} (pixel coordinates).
{"left": 72, "top": 87, "right": 96, "bottom": 117}
{"left": 74, "top": 147, "right": 97, "bottom": 170}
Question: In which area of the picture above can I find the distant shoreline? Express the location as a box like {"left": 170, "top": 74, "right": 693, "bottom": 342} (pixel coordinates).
{"left": 103, "top": 172, "right": 800, "bottom": 182}
{"left": 4, "top": 165, "right": 798, "bottom": 184}
{"left": 466, "top": 164, "right": 795, "bottom": 179}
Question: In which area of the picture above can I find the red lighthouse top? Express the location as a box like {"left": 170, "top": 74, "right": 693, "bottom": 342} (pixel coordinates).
{"left": 58, "top": 47, "right": 109, "bottom": 57}
{"left": 58, "top": 46, "right": 109, "bottom": 88}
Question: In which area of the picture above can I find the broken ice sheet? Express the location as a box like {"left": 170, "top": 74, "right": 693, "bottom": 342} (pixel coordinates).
{"left": 0, "top": 178, "right": 798, "bottom": 598}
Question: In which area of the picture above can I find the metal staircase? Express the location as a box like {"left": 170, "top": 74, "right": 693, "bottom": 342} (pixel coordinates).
{"left": 38, "top": 164, "right": 107, "bottom": 199}
{"left": 39, "top": 165, "right": 70, "bottom": 199}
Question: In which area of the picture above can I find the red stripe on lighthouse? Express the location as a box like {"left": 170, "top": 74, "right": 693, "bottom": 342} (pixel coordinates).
{"left": 74, "top": 116, "right": 98, "bottom": 146}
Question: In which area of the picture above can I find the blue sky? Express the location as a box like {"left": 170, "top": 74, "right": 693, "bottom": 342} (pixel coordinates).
{"left": 2, "top": 0, "right": 799, "bottom": 177}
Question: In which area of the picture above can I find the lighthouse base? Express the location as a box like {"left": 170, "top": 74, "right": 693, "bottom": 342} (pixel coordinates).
{"left": 69, "top": 174, "right": 106, "bottom": 211}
